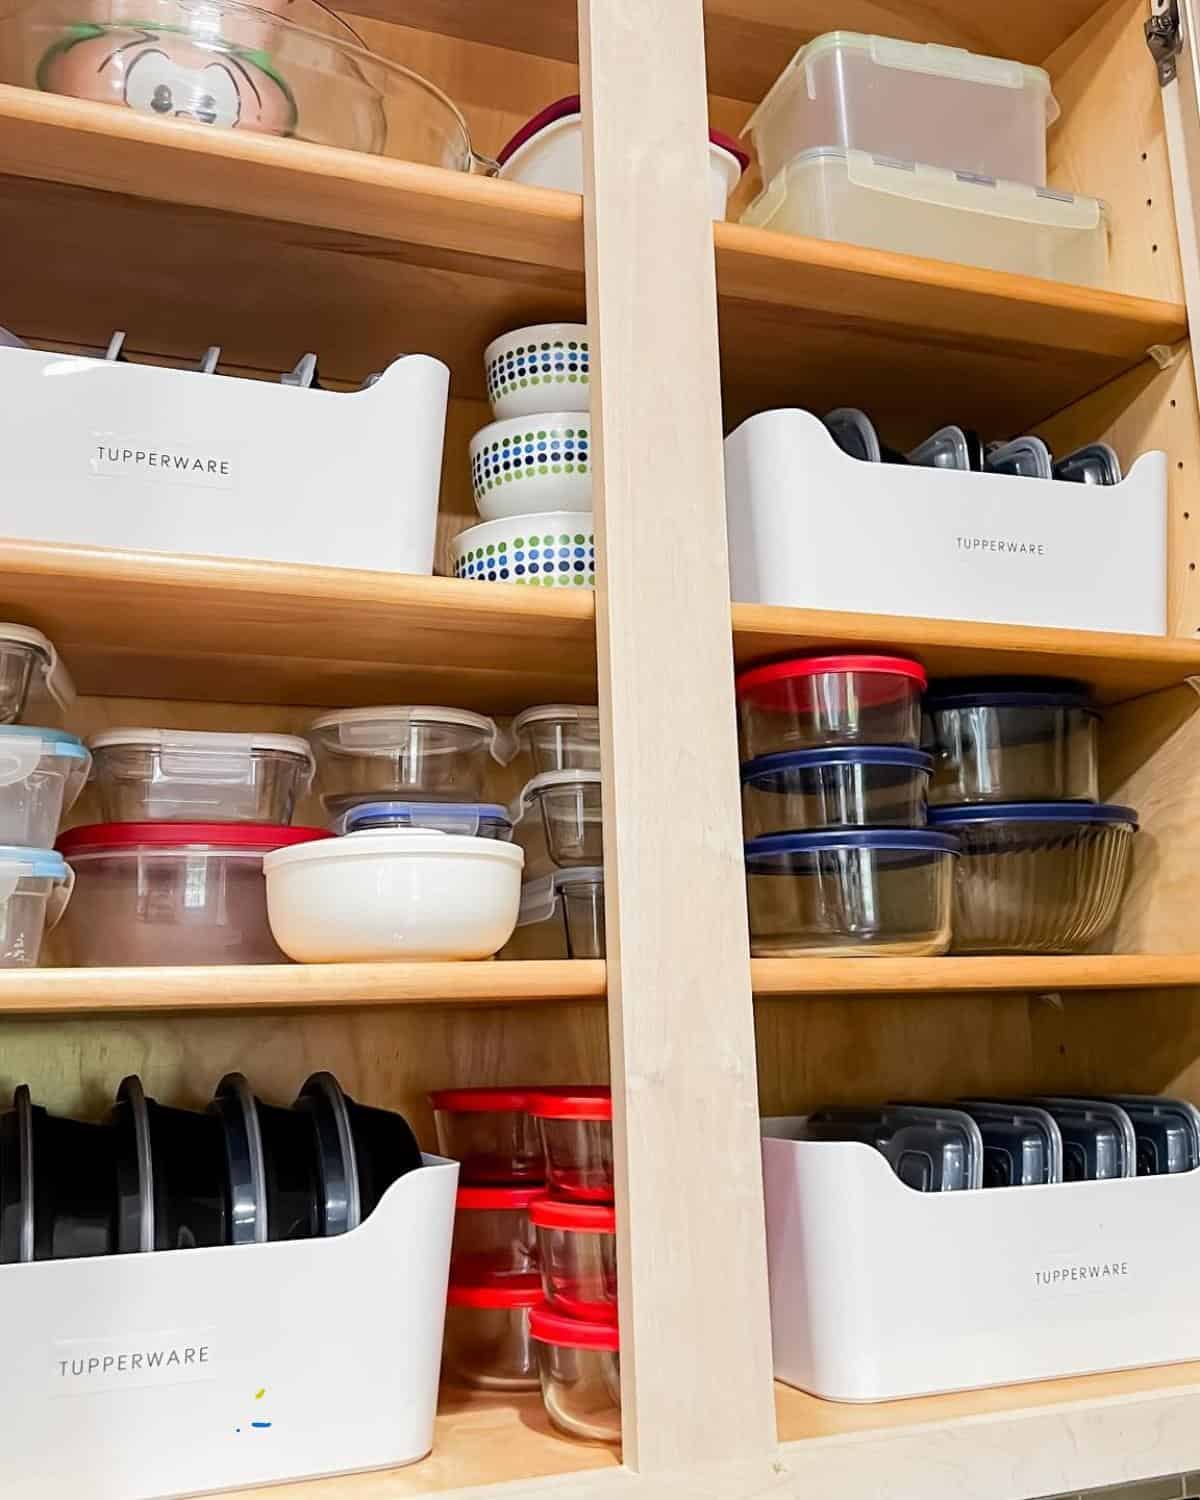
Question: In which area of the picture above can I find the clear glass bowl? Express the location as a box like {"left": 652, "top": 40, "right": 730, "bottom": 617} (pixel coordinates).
{"left": 2, "top": 0, "right": 493, "bottom": 162}
{"left": 443, "top": 1274, "right": 542, "bottom": 1391}
{"left": 516, "top": 771, "right": 603, "bottom": 868}
{"left": 529, "top": 1088, "right": 613, "bottom": 1201}
{"left": 430, "top": 1087, "right": 545, "bottom": 1185}
{"left": 740, "top": 747, "right": 931, "bottom": 836}
{"left": 531, "top": 1198, "right": 617, "bottom": 1323}
{"left": 736, "top": 653, "right": 926, "bottom": 759}
{"left": 530, "top": 1304, "right": 621, "bottom": 1445}
{"left": 450, "top": 1185, "right": 540, "bottom": 1280}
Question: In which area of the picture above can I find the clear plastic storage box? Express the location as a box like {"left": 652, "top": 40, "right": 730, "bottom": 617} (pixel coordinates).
{"left": 741, "top": 148, "right": 1110, "bottom": 289}
{"left": 744, "top": 31, "right": 1059, "bottom": 190}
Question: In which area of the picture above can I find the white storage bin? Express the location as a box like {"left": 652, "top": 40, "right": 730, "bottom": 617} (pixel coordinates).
{"left": 744, "top": 31, "right": 1058, "bottom": 190}
{"left": 724, "top": 410, "right": 1167, "bottom": 637}
{"left": 0, "top": 1157, "right": 457, "bottom": 1499}
{"left": 740, "top": 148, "right": 1110, "bottom": 289}
{"left": 762, "top": 1119, "right": 1200, "bottom": 1401}
{"left": 0, "top": 348, "right": 449, "bottom": 575}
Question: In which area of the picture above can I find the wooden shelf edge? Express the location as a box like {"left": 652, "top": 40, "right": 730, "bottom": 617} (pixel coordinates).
{"left": 0, "top": 961, "right": 606, "bottom": 1015}
{"left": 751, "top": 954, "right": 1200, "bottom": 997}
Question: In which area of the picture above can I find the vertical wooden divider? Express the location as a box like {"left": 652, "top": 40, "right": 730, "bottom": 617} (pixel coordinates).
{"left": 577, "top": 0, "right": 778, "bottom": 1475}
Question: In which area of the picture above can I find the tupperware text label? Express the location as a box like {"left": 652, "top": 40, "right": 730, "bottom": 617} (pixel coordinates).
{"left": 1032, "top": 1260, "right": 1130, "bottom": 1292}
{"left": 955, "top": 536, "right": 1047, "bottom": 556}
{"left": 50, "top": 1330, "right": 218, "bottom": 1395}
{"left": 90, "top": 435, "right": 236, "bottom": 490}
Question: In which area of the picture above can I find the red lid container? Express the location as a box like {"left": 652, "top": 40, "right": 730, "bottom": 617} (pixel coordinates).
{"left": 529, "top": 1197, "right": 615, "bottom": 1232}
{"left": 735, "top": 653, "right": 927, "bottom": 760}
{"left": 58, "top": 823, "right": 331, "bottom": 854}
{"left": 430, "top": 1087, "right": 534, "bottom": 1113}
{"left": 530, "top": 1302, "right": 620, "bottom": 1351}
{"left": 528, "top": 1086, "right": 612, "bottom": 1121}
{"left": 447, "top": 1272, "right": 544, "bottom": 1309}
{"left": 457, "top": 1185, "right": 544, "bottom": 1211}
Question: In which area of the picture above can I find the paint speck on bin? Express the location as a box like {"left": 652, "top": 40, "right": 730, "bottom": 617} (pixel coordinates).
{"left": 255, "top": 1389, "right": 266, "bottom": 1400}
{"left": 251, "top": 1421, "right": 272, "bottom": 1430}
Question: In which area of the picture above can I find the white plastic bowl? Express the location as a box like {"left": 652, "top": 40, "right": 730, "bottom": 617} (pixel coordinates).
{"left": 451, "top": 513, "right": 595, "bottom": 588}
{"left": 470, "top": 413, "right": 592, "bottom": 519}
{"left": 264, "top": 828, "right": 524, "bottom": 962}
{"left": 484, "top": 324, "right": 590, "bottom": 422}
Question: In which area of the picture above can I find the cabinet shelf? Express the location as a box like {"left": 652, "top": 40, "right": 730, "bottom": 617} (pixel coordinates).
{"left": 752, "top": 955, "right": 1200, "bottom": 997}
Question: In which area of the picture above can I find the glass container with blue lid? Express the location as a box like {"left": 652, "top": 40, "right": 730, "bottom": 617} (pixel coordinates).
{"left": 331, "top": 800, "right": 514, "bottom": 840}
{"left": 740, "top": 745, "right": 931, "bottom": 836}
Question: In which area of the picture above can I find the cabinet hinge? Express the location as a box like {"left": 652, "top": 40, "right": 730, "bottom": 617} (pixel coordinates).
{"left": 1147, "top": 0, "right": 1183, "bottom": 86}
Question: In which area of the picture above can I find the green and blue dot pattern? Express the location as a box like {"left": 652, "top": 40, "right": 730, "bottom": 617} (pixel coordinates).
{"left": 472, "top": 423, "right": 590, "bottom": 503}
{"left": 455, "top": 529, "right": 595, "bottom": 586}
{"left": 487, "top": 339, "right": 590, "bottom": 407}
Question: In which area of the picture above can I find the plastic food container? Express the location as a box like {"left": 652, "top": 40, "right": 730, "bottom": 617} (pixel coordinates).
{"left": 923, "top": 679, "right": 1100, "bottom": 806}
{"left": 264, "top": 828, "right": 523, "bottom": 962}
{"left": 430, "top": 1086, "right": 545, "bottom": 1184}
{"left": 89, "top": 728, "right": 315, "bottom": 823}
{"left": 497, "top": 94, "right": 747, "bottom": 219}
{"left": 928, "top": 803, "right": 1137, "bottom": 954}
{"left": 452, "top": 513, "right": 596, "bottom": 587}
{"left": 0, "top": 1084, "right": 116, "bottom": 1261}
{"left": 443, "top": 1273, "right": 543, "bottom": 1390}
{"left": 0, "top": 845, "right": 71, "bottom": 967}
{"left": 512, "top": 704, "right": 601, "bottom": 772}
{"left": 531, "top": 1197, "right": 617, "bottom": 1322}
{"left": 485, "top": 323, "right": 590, "bottom": 422}
{"left": 309, "top": 706, "right": 515, "bottom": 807}
{"left": 9, "top": 0, "right": 491, "bottom": 163}
{"left": 451, "top": 1184, "right": 541, "bottom": 1278}
{"left": 744, "top": 31, "right": 1059, "bottom": 190}
{"left": 745, "top": 829, "right": 958, "bottom": 957}
{"left": 518, "top": 867, "right": 606, "bottom": 958}
{"left": 470, "top": 413, "right": 592, "bottom": 520}
{"left": 0, "top": 623, "right": 74, "bottom": 724}
{"left": 0, "top": 726, "right": 89, "bottom": 847}
{"left": 57, "top": 822, "right": 329, "bottom": 965}
{"left": 736, "top": 654, "right": 926, "bottom": 760}
{"left": 529, "top": 1088, "right": 613, "bottom": 1201}
{"left": 515, "top": 771, "right": 603, "bottom": 868}
{"left": 740, "top": 747, "right": 932, "bottom": 836}
{"left": 740, "top": 148, "right": 1111, "bottom": 289}
{"left": 530, "top": 1303, "right": 621, "bottom": 1444}
{"left": 328, "top": 799, "right": 513, "bottom": 839}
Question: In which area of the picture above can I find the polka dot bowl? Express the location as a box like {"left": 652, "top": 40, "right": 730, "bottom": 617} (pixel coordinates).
{"left": 469, "top": 412, "right": 592, "bottom": 520}
{"left": 484, "top": 323, "right": 590, "bottom": 420}
{"left": 451, "top": 512, "right": 596, "bottom": 588}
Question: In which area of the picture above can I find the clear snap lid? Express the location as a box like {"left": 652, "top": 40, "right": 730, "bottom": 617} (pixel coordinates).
{"left": 0, "top": 623, "right": 75, "bottom": 709}
{"left": 929, "top": 802, "right": 1137, "bottom": 829}
{"left": 0, "top": 846, "right": 68, "bottom": 878}
{"left": 332, "top": 800, "right": 512, "bottom": 838}
{"left": 0, "top": 727, "right": 90, "bottom": 794}
{"left": 511, "top": 703, "right": 600, "bottom": 739}
{"left": 308, "top": 706, "right": 517, "bottom": 764}
{"left": 512, "top": 769, "right": 602, "bottom": 820}
{"left": 741, "top": 747, "right": 932, "bottom": 787}
{"left": 518, "top": 866, "right": 604, "bottom": 926}
{"left": 925, "top": 677, "right": 1096, "bottom": 713}
{"left": 89, "top": 728, "right": 315, "bottom": 783}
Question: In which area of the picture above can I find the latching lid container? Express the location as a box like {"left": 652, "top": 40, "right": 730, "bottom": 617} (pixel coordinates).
{"left": 331, "top": 800, "right": 513, "bottom": 839}
{"left": 0, "top": 623, "right": 74, "bottom": 722}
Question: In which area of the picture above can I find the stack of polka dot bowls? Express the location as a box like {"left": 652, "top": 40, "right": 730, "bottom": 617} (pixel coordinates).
{"left": 453, "top": 324, "right": 595, "bottom": 589}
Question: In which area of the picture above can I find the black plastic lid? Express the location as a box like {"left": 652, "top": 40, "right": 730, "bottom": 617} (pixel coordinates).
{"left": 925, "top": 677, "right": 1097, "bottom": 713}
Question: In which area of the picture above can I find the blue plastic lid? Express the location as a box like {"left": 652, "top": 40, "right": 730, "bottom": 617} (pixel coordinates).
{"left": 741, "top": 747, "right": 932, "bottom": 786}
{"left": 0, "top": 846, "right": 68, "bottom": 877}
{"left": 925, "top": 678, "right": 1096, "bottom": 713}
{"left": 930, "top": 802, "right": 1138, "bottom": 829}
{"left": 334, "top": 801, "right": 512, "bottom": 837}
{"left": 0, "top": 726, "right": 88, "bottom": 758}
{"left": 745, "top": 829, "right": 959, "bottom": 862}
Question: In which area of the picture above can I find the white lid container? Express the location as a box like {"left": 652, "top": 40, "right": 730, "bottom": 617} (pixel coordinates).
{"left": 744, "top": 31, "right": 1059, "bottom": 191}
{"left": 740, "top": 148, "right": 1110, "bottom": 289}
{"left": 309, "top": 706, "right": 516, "bottom": 806}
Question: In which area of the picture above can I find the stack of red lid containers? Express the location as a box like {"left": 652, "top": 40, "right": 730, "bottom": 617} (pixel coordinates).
{"left": 431, "top": 1084, "right": 620, "bottom": 1444}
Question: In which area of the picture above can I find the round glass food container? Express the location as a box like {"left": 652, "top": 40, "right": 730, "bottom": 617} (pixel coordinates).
{"left": 3, "top": 0, "right": 493, "bottom": 164}
{"left": 923, "top": 678, "right": 1101, "bottom": 805}
{"left": 512, "top": 704, "right": 601, "bottom": 773}
{"left": 740, "top": 746, "right": 932, "bottom": 836}
{"left": 517, "top": 867, "right": 605, "bottom": 958}
{"left": 529, "top": 1087, "right": 613, "bottom": 1201}
{"left": 0, "top": 846, "right": 72, "bottom": 967}
{"left": 530, "top": 1197, "right": 616, "bottom": 1322}
{"left": 0, "top": 726, "right": 89, "bottom": 847}
{"left": 430, "top": 1087, "right": 544, "bottom": 1185}
{"left": 451, "top": 1184, "right": 541, "bottom": 1278}
{"left": 56, "top": 822, "right": 329, "bottom": 965}
{"left": 0, "top": 623, "right": 73, "bottom": 724}
{"left": 514, "top": 770, "right": 602, "bottom": 867}
{"left": 530, "top": 1302, "right": 621, "bottom": 1445}
{"left": 89, "top": 727, "right": 315, "bottom": 824}
{"left": 329, "top": 799, "right": 513, "bottom": 840}
{"left": 309, "top": 706, "right": 515, "bottom": 807}
{"left": 443, "top": 1272, "right": 543, "bottom": 1390}
{"left": 928, "top": 802, "right": 1138, "bottom": 954}
{"left": 744, "top": 829, "right": 958, "bottom": 957}
{"left": 736, "top": 654, "right": 927, "bottom": 759}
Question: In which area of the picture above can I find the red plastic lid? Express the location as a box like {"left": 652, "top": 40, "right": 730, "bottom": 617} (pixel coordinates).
{"left": 446, "top": 1272, "right": 543, "bottom": 1309}
{"left": 456, "top": 1185, "right": 544, "bottom": 1211}
{"left": 530, "top": 1196, "right": 616, "bottom": 1232}
{"left": 528, "top": 1086, "right": 612, "bottom": 1121}
{"left": 499, "top": 93, "right": 748, "bottom": 172}
{"left": 57, "top": 823, "right": 332, "bottom": 855}
{"left": 429, "top": 1087, "right": 534, "bottom": 1113}
{"left": 736, "top": 655, "right": 926, "bottom": 696}
{"left": 530, "top": 1302, "right": 620, "bottom": 1351}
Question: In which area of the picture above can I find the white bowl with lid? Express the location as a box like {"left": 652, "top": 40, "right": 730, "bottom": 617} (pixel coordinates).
{"left": 0, "top": 726, "right": 90, "bottom": 847}
{"left": 89, "top": 728, "right": 315, "bottom": 824}
{"left": 264, "top": 828, "right": 524, "bottom": 962}
{"left": 0, "top": 624, "right": 74, "bottom": 724}
{"left": 308, "top": 706, "right": 516, "bottom": 807}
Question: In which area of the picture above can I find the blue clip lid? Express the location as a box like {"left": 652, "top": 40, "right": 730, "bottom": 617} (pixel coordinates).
{"left": 745, "top": 829, "right": 959, "bottom": 869}
{"left": 0, "top": 726, "right": 88, "bottom": 758}
{"left": 741, "top": 746, "right": 931, "bottom": 788}
{"left": 0, "top": 846, "right": 68, "bottom": 877}
{"left": 925, "top": 677, "right": 1096, "bottom": 713}
{"left": 333, "top": 800, "right": 513, "bottom": 838}
{"left": 929, "top": 802, "right": 1138, "bottom": 829}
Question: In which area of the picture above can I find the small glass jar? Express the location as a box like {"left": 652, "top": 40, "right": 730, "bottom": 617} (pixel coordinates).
{"left": 443, "top": 1274, "right": 543, "bottom": 1390}
{"left": 530, "top": 1196, "right": 617, "bottom": 1322}
{"left": 429, "top": 1087, "right": 544, "bottom": 1184}
{"left": 451, "top": 1185, "right": 541, "bottom": 1279}
{"left": 530, "top": 1302, "right": 621, "bottom": 1444}
{"left": 529, "top": 1088, "right": 613, "bottom": 1201}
